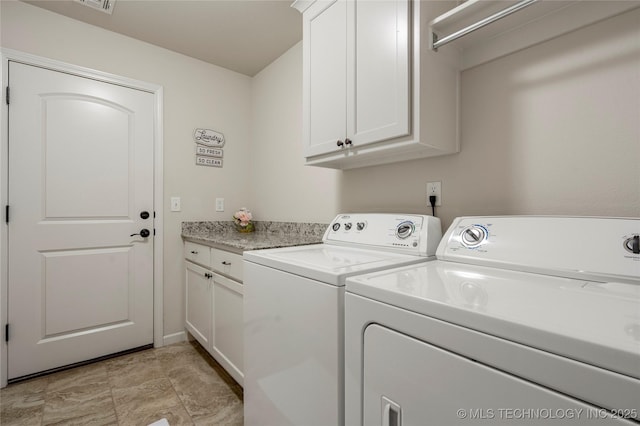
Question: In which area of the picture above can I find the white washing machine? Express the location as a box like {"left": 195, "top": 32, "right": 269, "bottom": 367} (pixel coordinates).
{"left": 345, "top": 216, "right": 640, "bottom": 426}
{"left": 243, "top": 213, "right": 442, "bottom": 426}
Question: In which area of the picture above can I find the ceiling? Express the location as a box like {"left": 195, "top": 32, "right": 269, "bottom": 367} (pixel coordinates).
{"left": 22, "top": 0, "right": 303, "bottom": 77}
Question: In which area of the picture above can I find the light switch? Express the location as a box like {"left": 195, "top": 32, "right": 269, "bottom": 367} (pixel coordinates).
{"left": 215, "top": 198, "right": 224, "bottom": 212}
{"left": 171, "top": 197, "right": 181, "bottom": 212}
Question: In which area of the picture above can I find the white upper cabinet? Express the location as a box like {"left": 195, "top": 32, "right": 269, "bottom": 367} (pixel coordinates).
{"left": 293, "top": 0, "right": 460, "bottom": 169}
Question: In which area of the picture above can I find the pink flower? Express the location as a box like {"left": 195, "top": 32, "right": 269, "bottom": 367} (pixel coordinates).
{"left": 233, "top": 208, "right": 253, "bottom": 226}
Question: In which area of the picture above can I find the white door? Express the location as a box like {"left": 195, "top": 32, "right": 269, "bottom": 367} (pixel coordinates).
{"left": 363, "top": 325, "right": 633, "bottom": 425}
{"left": 7, "top": 61, "right": 155, "bottom": 380}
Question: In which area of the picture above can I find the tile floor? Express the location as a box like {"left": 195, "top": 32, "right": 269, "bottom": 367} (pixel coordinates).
{"left": 0, "top": 340, "right": 243, "bottom": 425}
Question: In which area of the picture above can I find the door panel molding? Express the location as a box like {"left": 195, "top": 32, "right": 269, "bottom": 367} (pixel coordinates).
{"left": 0, "top": 48, "right": 164, "bottom": 387}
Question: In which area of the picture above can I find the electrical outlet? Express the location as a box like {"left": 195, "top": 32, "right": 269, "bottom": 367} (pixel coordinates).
{"left": 215, "top": 198, "right": 225, "bottom": 212}
{"left": 170, "top": 197, "right": 181, "bottom": 212}
{"left": 426, "top": 181, "right": 442, "bottom": 207}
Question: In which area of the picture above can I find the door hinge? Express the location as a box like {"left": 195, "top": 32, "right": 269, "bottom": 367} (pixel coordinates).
{"left": 153, "top": 228, "right": 156, "bottom": 236}
{"left": 5, "top": 324, "right": 9, "bottom": 342}
{"left": 5, "top": 86, "right": 9, "bottom": 105}
{"left": 5, "top": 205, "right": 9, "bottom": 224}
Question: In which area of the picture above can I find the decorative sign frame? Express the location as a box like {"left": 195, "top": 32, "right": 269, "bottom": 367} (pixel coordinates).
{"left": 196, "top": 156, "right": 223, "bottom": 168}
{"left": 196, "top": 146, "right": 223, "bottom": 158}
{"left": 194, "top": 128, "right": 225, "bottom": 147}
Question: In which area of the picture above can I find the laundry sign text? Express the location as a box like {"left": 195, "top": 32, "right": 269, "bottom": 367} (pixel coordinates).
{"left": 194, "top": 128, "right": 225, "bottom": 147}
{"left": 196, "top": 146, "right": 223, "bottom": 158}
{"left": 196, "top": 156, "right": 223, "bottom": 168}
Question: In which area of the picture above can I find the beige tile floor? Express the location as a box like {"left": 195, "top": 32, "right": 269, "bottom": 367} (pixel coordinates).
{"left": 0, "top": 340, "right": 243, "bottom": 426}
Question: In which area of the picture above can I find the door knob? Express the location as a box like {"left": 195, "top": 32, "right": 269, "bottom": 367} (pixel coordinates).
{"left": 130, "top": 229, "right": 151, "bottom": 238}
{"left": 140, "top": 211, "right": 150, "bottom": 219}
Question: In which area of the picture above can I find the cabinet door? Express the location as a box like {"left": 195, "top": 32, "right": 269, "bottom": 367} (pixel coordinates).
{"left": 185, "top": 261, "right": 212, "bottom": 350}
{"left": 304, "top": 0, "right": 348, "bottom": 157}
{"left": 348, "top": 0, "right": 410, "bottom": 147}
{"left": 212, "top": 273, "right": 244, "bottom": 385}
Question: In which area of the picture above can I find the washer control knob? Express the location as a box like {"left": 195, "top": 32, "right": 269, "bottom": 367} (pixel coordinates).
{"left": 460, "top": 225, "right": 488, "bottom": 248}
{"left": 396, "top": 221, "right": 415, "bottom": 239}
{"left": 624, "top": 235, "right": 640, "bottom": 254}
{"left": 356, "top": 222, "right": 366, "bottom": 231}
{"left": 332, "top": 223, "right": 341, "bottom": 232}
{"left": 344, "top": 223, "right": 352, "bottom": 231}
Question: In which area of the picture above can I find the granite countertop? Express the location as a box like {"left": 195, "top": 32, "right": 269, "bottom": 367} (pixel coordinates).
{"left": 181, "top": 221, "right": 328, "bottom": 254}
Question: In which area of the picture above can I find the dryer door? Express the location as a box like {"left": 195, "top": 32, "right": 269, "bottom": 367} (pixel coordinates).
{"left": 363, "top": 324, "right": 634, "bottom": 425}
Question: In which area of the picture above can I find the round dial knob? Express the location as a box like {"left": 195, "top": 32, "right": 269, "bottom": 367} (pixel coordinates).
{"left": 396, "top": 221, "right": 415, "bottom": 239}
{"left": 344, "top": 223, "right": 352, "bottom": 231}
{"left": 460, "top": 225, "right": 487, "bottom": 248}
{"left": 356, "top": 222, "right": 366, "bottom": 231}
{"left": 332, "top": 223, "right": 341, "bottom": 232}
{"left": 623, "top": 235, "right": 639, "bottom": 254}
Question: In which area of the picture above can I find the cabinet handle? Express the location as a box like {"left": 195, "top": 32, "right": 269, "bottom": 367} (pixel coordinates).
{"left": 204, "top": 272, "right": 212, "bottom": 279}
{"left": 345, "top": 138, "right": 352, "bottom": 146}
{"left": 221, "top": 261, "right": 231, "bottom": 266}
{"left": 190, "top": 250, "right": 198, "bottom": 254}
{"left": 336, "top": 140, "right": 344, "bottom": 148}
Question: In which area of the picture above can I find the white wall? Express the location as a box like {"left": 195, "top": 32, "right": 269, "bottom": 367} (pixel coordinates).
{"left": 250, "top": 42, "right": 341, "bottom": 223}
{"left": 1, "top": 0, "right": 638, "bottom": 351}
{"left": 338, "top": 8, "right": 640, "bottom": 230}
{"left": 0, "top": 0, "right": 253, "bottom": 339}
{"left": 250, "top": 8, "right": 639, "bottom": 232}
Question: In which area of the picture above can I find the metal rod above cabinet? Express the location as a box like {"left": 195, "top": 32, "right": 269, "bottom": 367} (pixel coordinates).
{"left": 432, "top": 0, "right": 539, "bottom": 50}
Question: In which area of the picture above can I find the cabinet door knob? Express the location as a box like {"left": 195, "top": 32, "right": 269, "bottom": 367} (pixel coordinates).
{"left": 336, "top": 140, "right": 344, "bottom": 147}
{"left": 190, "top": 250, "right": 198, "bottom": 254}
{"left": 204, "top": 272, "right": 212, "bottom": 279}
{"left": 222, "top": 261, "right": 231, "bottom": 266}
{"left": 345, "top": 138, "right": 352, "bottom": 146}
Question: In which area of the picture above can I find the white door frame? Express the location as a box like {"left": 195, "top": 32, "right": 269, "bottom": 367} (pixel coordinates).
{"left": 0, "top": 48, "right": 164, "bottom": 388}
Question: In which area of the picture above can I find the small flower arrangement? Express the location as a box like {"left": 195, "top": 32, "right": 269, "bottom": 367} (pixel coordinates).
{"left": 233, "top": 207, "right": 254, "bottom": 233}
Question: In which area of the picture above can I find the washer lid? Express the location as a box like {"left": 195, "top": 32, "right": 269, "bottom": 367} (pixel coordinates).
{"left": 244, "top": 243, "right": 432, "bottom": 286}
{"left": 346, "top": 260, "right": 640, "bottom": 380}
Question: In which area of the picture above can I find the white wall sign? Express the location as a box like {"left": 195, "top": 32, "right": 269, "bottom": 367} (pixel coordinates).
{"left": 196, "top": 146, "right": 223, "bottom": 158}
{"left": 196, "top": 156, "right": 223, "bottom": 168}
{"left": 194, "top": 128, "right": 225, "bottom": 147}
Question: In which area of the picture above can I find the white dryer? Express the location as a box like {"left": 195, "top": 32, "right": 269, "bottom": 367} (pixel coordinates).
{"left": 345, "top": 216, "right": 640, "bottom": 425}
{"left": 243, "top": 213, "right": 442, "bottom": 426}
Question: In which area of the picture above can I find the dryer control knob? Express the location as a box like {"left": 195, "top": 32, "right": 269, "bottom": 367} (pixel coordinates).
{"left": 396, "top": 221, "right": 415, "bottom": 239}
{"left": 345, "top": 223, "right": 352, "bottom": 231}
{"left": 460, "top": 225, "right": 487, "bottom": 248}
{"left": 623, "top": 235, "right": 639, "bottom": 254}
{"left": 332, "top": 223, "right": 341, "bottom": 232}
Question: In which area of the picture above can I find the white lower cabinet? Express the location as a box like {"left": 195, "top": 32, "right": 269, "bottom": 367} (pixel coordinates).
{"left": 185, "top": 261, "right": 213, "bottom": 350}
{"left": 212, "top": 274, "right": 244, "bottom": 384}
{"left": 184, "top": 242, "right": 244, "bottom": 386}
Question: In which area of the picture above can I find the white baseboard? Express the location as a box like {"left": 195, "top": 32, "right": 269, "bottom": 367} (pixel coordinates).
{"left": 162, "top": 331, "right": 187, "bottom": 347}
